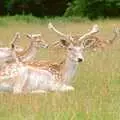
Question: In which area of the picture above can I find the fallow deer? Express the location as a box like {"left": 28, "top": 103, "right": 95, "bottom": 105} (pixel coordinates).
{"left": 0, "top": 24, "right": 99, "bottom": 93}
{"left": 0, "top": 32, "right": 48, "bottom": 64}
{"left": 15, "top": 33, "right": 48, "bottom": 62}
{"left": 84, "top": 25, "right": 120, "bottom": 50}
{"left": 0, "top": 33, "right": 48, "bottom": 92}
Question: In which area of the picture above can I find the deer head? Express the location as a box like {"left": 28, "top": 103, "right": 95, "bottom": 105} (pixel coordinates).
{"left": 66, "top": 43, "right": 84, "bottom": 62}
{"left": 25, "top": 33, "right": 48, "bottom": 48}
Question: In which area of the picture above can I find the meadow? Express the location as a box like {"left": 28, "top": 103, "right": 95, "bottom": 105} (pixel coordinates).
{"left": 0, "top": 16, "right": 120, "bottom": 120}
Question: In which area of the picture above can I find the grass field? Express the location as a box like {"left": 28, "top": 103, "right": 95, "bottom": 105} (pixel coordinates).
{"left": 0, "top": 16, "right": 120, "bottom": 120}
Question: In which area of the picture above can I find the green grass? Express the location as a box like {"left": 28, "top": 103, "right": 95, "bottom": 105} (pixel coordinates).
{"left": 0, "top": 15, "right": 94, "bottom": 26}
{"left": 0, "top": 16, "right": 120, "bottom": 120}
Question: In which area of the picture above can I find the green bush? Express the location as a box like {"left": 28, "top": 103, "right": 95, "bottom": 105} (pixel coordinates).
{"left": 64, "top": 0, "right": 87, "bottom": 17}
{"left": 1, "top": 0, "right": 120, "bottom": 19}
{"left": 4, "top": 0, "right": 69, "bottom": 17}
{"left": 64, "top": 0, "right": 120, "bottom": 19}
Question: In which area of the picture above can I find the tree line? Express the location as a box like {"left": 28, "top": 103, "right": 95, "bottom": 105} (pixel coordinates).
{"left": 0, "top": 0, "right": 120, "bottom": 19}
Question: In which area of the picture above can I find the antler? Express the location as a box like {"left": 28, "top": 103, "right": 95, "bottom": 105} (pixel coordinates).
{"left": 25, "top": 33, "right": 42, "bottom": 39}
{"left": 79, "top": 24, "right": 99, "bottom": 48}
{"left": 113, "top": 24, "right": 120, "bottom": 34}
{"left": 79, "top": 24, "right": 99, "bottom": 42}
{"left": 50, "top": 23, "right": 99, "bottom": 49}
{"left": 48, "top": 22, "right": 71, "bottom": 39}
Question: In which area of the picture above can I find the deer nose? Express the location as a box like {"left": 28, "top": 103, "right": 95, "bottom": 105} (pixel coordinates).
{"left": 78, "top": 58, "right": 83, "bottom": 62}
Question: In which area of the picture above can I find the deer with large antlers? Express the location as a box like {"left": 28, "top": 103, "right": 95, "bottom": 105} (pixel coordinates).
{"left": 0, "top": 24, "right": 99, "bottom": 93}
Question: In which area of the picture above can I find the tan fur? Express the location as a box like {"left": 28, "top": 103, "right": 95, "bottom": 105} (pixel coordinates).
{"left": 16, "top": 35, "right": 47, "bottom": 60}
{"left": 84, "top": 27, "right": 120, "bottom": 50}
{"left": 23, "top": 59, "right": 65, "bottom": 73}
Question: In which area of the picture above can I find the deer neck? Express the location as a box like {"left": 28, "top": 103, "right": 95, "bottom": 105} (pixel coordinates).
{"left": 18, "top": 42, "right": 38, "bottom": 62}
{"left": 61, "top": 57, "right": 78, "bottom": 84}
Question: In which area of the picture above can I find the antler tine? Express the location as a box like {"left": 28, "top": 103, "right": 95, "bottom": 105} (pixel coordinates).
{"left": 79, "top": 24, "right": 99, "bottom": 42}
{"left": 31, "top": 33, "right": 42, "bottom": 38}
{"left": 48, "top": 22, "right": 68, "bottom": 38}
{"left": 113, "top": 24, "right": 120, "bottom": 34}
{"left": 48, "top": 22, "right": 75, "bottom": 47}
{"left": 48, "top": 22, "right": 54, "bottom": 30}
{"left": 68, "top": 32, "right": 74, "bottom": 42}
{"left": 25, "top": 33, "right": 42, "bottom": 39}
{"left": 91, "top": 24, "right": 99, "bottom": 34}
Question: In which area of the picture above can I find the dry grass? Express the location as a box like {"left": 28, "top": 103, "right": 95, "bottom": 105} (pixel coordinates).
{"left": 0, "top": 17, "right": 120, "bottom": 120}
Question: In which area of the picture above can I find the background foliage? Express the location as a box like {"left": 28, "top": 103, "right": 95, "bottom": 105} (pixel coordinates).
{"left": 0, "top": 0, "right": 120, "bottom": 19}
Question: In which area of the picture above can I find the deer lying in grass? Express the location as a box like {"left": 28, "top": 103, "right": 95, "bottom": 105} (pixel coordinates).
{"left": 0, "top": 24, "right": 99, "bottom": 93}
{"left": 15, "top": 33, "right": 48, "bottom": 62}
{"left": 84, "top": 25, "right": 120, "bottom": 50}
{"left": 0, "top": 32, "right": 48, "bottom": 64}
{"left": 0, "top": 33, "right": 48, "bottom": 92}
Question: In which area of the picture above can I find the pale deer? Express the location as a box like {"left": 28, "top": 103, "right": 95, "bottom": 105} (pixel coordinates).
{"left": 0, "top": 24, "right": 99, "bottom": 93}
{"left": 15, "top": 33, "right": 48, "bottom": 62}
{"left": 0, "top": 33, "right": 48, "bottom": 92}
{"left": 0, "top": 32, "right": 48, "bottom": 64}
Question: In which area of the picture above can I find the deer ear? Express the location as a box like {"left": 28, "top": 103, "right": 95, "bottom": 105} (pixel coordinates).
{"left": 60, "top": 39, "right": 69, "bottom": 47}
{"left": 11, "top": 44, "right": 15, "bottom": 49}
